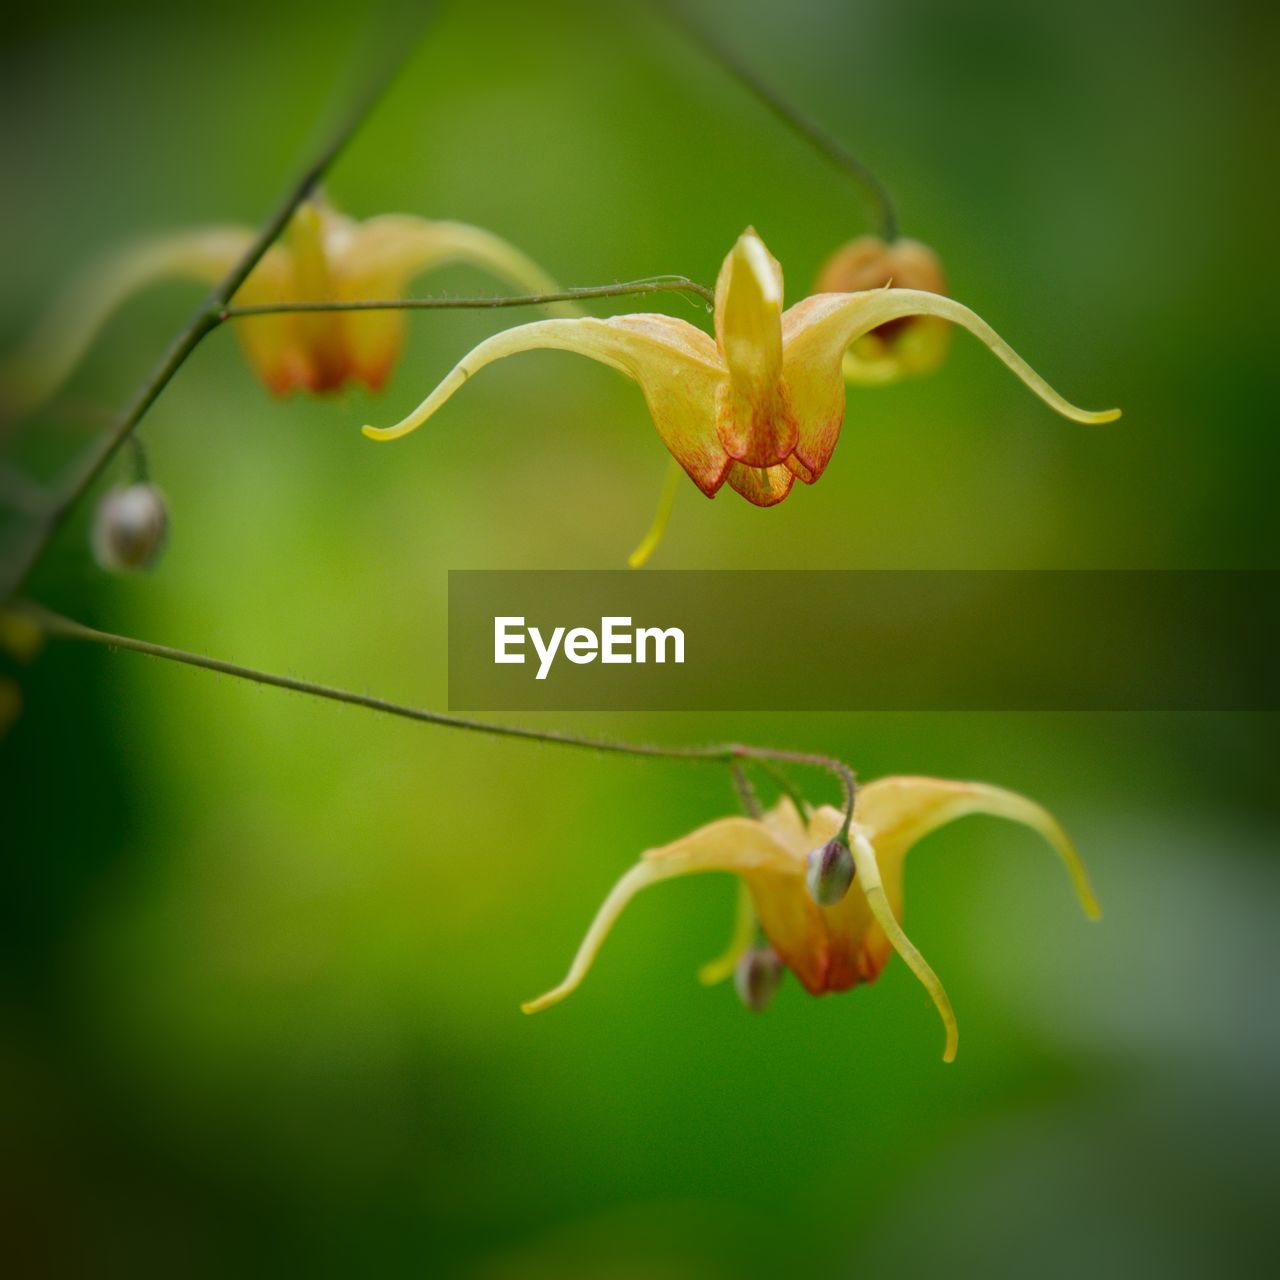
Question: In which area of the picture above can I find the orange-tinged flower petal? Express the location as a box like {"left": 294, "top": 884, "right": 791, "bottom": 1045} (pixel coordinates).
{"left": 725, "top": 460, "right": 795, "bottom": 506}
{"left": 784, "top": 452, "right": 817, "bottom": 484}
{"left": 229, "top": 228, "right": 333, "bottom": 396}
{"left": 736, "top": 802, "right": 875, "bottom": 996}
{"left": 781, "top": 287, "right": 1121, "bottom": 481}
{"left": 279, "top": 202, "right": 348, "bottom": 390}
{"left": 362, "top": 314, "right": 733, "bottom": 496}
{"left": 713, "top": 229, "right": 797, "bottom": 468}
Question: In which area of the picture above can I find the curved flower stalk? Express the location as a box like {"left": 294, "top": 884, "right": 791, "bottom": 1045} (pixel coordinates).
{"left": 363, "top": 227, "right": 1119, "bottom": 509}
{"left": 0, "top": 197, "right": 574, "bottom": 415}
{"left": 814, "top": 235, "right": 951, "bottom": 385}
{"left": 523, "top": 776, "right": 1101, "bottom": 1062}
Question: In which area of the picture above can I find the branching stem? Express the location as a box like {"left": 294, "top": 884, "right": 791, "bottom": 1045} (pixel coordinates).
{"left": 1, "top": 272, "right": 717, "bottom": 600}
{"left": 1, "top": 9, "right": 437, "bottom": 599}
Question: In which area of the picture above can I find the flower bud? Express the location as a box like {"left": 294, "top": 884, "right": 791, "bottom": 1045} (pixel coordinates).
{"left": 806, "top": 838, "right": 855, "bottom": 907}
{"left": 92, "top": 483, "right": 169, "bottom": 571}
{"left": 813, "top": 236, "right": 950, "bottom": 381}
{"left": 734, "top": 946, "right": 784, "bottom": 1012}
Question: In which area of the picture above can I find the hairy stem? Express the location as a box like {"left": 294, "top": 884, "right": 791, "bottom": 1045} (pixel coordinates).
{"left": 748, "top": 757, "right": 813, "bottom": 819}
{"left": 21, "top": 603, "right": 856, "bottom": 827}
{"left": 730, "top": 762, "right": 763, "bottom": 819}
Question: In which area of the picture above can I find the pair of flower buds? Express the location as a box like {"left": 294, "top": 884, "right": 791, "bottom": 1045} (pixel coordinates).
{"left": 6, "top": 198, "right": 1117, "bottom": 568}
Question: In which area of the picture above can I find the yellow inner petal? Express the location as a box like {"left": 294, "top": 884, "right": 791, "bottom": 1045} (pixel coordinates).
{"left": 697, "top": 880, "right": 758, "bottom": 986}
{"left": 714, "top": 229, "right": 784, "bottom": 390}
{"left": 627, "top": 458, "right": 683, "bottom": 569}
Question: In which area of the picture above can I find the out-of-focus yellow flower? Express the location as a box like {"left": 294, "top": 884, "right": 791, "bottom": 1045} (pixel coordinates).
{"left": 1, "top": 198, "right": 571, "bottom": 413}
{"left": 523, "top": 777, "right": 1100, "bottom": 1062}
{"left": 0, "top": 607, "right": 45, "bottom": 740}
{"left": 814, "top": 235, "right": 950, "bottom": 384}
{"left": 364, "top": 227, "right": 1118, "bottom": 507}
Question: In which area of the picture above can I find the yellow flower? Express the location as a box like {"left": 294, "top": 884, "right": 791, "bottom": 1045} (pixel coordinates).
{"left": 523, "top": 777, "right": 1100, "bottom": 1062}
{"left": 1, "top": 197, "right": 570, "bottom": 414}
{"left": 363, "top": 227, "right": 1118, "bottom": 507}
{"left": 813, "top": 235, "right": 951, "bottom": 384}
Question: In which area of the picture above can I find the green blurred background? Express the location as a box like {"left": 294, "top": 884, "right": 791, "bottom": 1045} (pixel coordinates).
{"left": 2, "top": 0, "right": 1276, "bottom": 1274}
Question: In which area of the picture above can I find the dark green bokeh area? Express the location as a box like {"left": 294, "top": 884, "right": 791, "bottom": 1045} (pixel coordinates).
{"left": 2, "top": 0, "right": 1276, "bottom": 1275}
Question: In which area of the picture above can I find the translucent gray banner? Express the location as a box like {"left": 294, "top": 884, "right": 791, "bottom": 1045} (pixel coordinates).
{"left": 447, "top": 571, "right": 1277, "bottom": 711}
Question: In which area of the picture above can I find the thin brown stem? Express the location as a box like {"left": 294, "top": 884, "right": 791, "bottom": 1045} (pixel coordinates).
{"left": 20, "top": 603, "right": 856, "bottom": 829}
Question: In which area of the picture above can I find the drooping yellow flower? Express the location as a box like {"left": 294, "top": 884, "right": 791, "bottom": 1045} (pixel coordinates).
{"left": 1, "top": 197, "right": 571, "bottom": 415}
{"left": 523, "top": 777, "right": 1100, "bottom": 1062}
{"left": 363, "top": 227, "right": 1118, "bottom": 507}
{"left": 814, "top": 235, "right": 951, "bottom": 385}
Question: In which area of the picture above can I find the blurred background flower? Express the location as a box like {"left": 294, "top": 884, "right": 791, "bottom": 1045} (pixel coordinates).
{"left": 1, "top": 0, "right": 1275, "bottom": 1275}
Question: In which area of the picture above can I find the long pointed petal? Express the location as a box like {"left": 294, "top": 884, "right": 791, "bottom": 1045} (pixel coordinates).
{"left": 524, "top": 815, "right": 797, "bottom": 1012}
{"left": 522, "top": 861, "right": 690, "bottom": 1013}
{"left": 697, "top": 881, "right": 758, "bottom": 985}
{"left": 362, "top": 314, "right": 731, "bottom": 496}
{"left": 1, "top": 228, "right": 256, "bottom": 418}
{"left": 338, "top": 217, "right": 578, "bottom": 389}
{"left": 856, "top": 776, "right": 1101, "bottom": 920}
{"left": 781, "top": 288, "right": 1120, "bottom": 481}
{"left": 848, "top": 830, "right": 959, "bottom": 1062}
{"left": 344, "top": 217, "right": 576, "bottom": 315}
